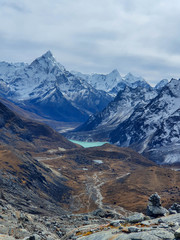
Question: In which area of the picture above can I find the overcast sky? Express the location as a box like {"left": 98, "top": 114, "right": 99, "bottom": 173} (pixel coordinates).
{"left": 1, "top": 0, "right": 180, "bottom": 85}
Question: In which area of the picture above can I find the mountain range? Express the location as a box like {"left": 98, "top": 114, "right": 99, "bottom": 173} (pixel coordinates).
{"left": 0, "top": 51, "right": 166, "bottom": 127}
{"left": 0, "top": 51, "right": 112, "bottom": 123}
{"left": 69, "top": 78, "right": 180, "bottom": 164}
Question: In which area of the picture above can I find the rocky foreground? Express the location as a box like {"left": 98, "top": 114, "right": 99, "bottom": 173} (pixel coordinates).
{"left": 0, "top": 194, "right": 180, "bottom": 240}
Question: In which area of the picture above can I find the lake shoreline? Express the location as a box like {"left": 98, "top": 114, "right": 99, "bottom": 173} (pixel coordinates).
{"left": 69, "top": 139, "right": 108, "bottom": 148}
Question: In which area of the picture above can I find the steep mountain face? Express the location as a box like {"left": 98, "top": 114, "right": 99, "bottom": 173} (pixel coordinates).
{"left": 0, "top": 144, "right": 71, "bottom": 215}
{"left": 154, "top": 79, "right": 169, "bottom": 91}
{"left": 20, "top": 87, "right": 87, "bottom": 122}
{"left": 110, "top": 79, "right": 180, "bottom": 164}
{"left": 69, "top": 78, "right": 180, "bottom": 164}
{"left": 0, "top": 51, "right": 112, "bottom": 122}
{"left": 69, "top": 86, "right": 157, "bottom": 141}
{"left": 0, "top": 101, "right": 82, "bottom": 214}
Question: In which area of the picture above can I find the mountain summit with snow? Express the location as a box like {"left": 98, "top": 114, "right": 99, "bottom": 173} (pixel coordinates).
{"left": 109, "top": 78, "right": 180, "bottom": 163}
{"left": 0, "top": 51, "right": 112, "bottom": 122}
{"left": 73, "top": 70, "right": 152, "bottom": 96}
{"left": 30, "top": 50, "right": 66, "bottom": 73}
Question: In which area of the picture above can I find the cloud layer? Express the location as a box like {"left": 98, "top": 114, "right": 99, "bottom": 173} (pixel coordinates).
{"left": 1, "top": 0, "right": 180, "bottom": 85}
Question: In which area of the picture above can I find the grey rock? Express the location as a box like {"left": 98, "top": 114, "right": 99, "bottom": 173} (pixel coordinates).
{"left": 169, "top": 209, "right": 177, "bottom": 215}
{"left": 147, "top": 205, "right": 168, "bottom": 217}
{"left": 148, "top": 193, "right": 161, "bottom": 207}
{"left": 25, "top": 234, "right": 41, "bottom": 240}
{"left": 82, "top": 216, "right": 89, "bottom": 221}
{"left": 147, "top": 193, "right": 168, "bottom": 217}
{"left": 126, "top": 213, "right": 145, "bottom": 223}
{"left": 15, "top": 228, "right": 30, "bottom": 239}
{"left": 0, "top": 224, "right": 9, "bottom": 234}
{"left": 110, "top": 220, "right": 121, "bottom": 227}
{"left": 92, "top": 209, "right": 119, "bottom": 219}
{"left": 128, "top": 226, "right": 139, "bottom": 232}
{"left": 159, "top": 223, "right": 169, "bottom": 228}
{"left": 175, "top": 228, "right": 180, "bottom": 239}
{"left": 57, "top": 231, "right": 63, "bottom": 237}
{"left": 169, "top": 203, "right": 180, "bottom": 214}
{"left": 158, "top": 218, "right": 165, "bottom": 223}
{"left": 152, "top": 229, "right": 174, "bottom": 239}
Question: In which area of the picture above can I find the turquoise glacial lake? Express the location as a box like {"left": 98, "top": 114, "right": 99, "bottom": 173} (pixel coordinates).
{"left": 69, "top": 140, "right": 108, "bottom": 148}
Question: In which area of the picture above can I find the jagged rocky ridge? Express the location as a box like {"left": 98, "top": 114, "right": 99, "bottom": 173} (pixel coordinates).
{"left": 72, "top": 70, "right": 153, "bottom": 96}
{"left": 71, "top": 85, "right": 157, "bottom": 140}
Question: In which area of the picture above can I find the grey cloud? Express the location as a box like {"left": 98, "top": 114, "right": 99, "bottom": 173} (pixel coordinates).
{"left": 1, "top": 0, "right": 180, "bottom": 85}
{"left": 1, "top": 1, "right": 28, "bottom": 13}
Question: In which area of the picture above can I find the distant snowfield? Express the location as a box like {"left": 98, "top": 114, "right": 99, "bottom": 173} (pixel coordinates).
{"left": 69, "top": 139, "right": 108, "bottom": 148}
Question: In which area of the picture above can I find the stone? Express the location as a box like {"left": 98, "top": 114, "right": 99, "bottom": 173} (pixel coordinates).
{"left": 169, "top": 203, "right": 180, "bottom": 214}
{"left": 148, "top": 229, "right": 174, "bottom": 240}
{"left": 82, "top": 216, "right": 89, "bottom": 221}
{"left": 147, "top": 193, "right": 168, "bottom": 217}
{"left": 158, "top": 218, "right": 165, "bottom": 223}
{"left": 128, "top": 226, "right": 139, "bottom": 232}
{"left": 15, "top": 228, "right": 30, "bottom": 239}
{"left": 92, "top": 209, "right": 119, "bottom": 219}
{"left": 169, "top": 209, "right": 177, "bottom": 215}
{"left": 110, "top": 221, "right": 121, "bottom": 227}
{"left": 175, "top": 228, "right": 180, "bottom": 239}
{"left": 0, "top": 225, "right": 9, "bottom": 234}
{"left": 149, "top": 193, "right": 161, "bottom": 207}
{"left": 25, "top": 234, "right": 41, "bottom": 240}
{"left": 126, "top": 213, "right": 145, "bottom": 223}
{"left": 147, "top": 205, "right": 168, "bottom": 217}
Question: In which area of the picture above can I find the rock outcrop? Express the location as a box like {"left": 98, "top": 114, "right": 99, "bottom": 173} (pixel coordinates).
{"left": 1, "top": 193, "right": 180, "bottom": 240}
{"left": 147, "top": 193, "right": 168, "bottom": 217}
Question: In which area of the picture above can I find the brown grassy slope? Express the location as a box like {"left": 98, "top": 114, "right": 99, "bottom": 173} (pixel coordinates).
{"left": 0, "top": 100, "right": 78, "bottom": 152}
{"left": 41, "top": 144, "right": 180, "bottom": 213}
{"left": 0, "top": 144, "right": 72, "bottom": 215}
{"left": 0, "top": 97, "right": 81, "bottom": 131}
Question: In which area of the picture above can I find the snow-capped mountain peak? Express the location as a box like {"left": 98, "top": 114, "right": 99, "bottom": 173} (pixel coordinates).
{"left": 109, "top": 77, "right": 180, "bottom": 164}
{"left": 154, "top": 79, "right": 168, "bottom": 91}
{"left": 123, "top": 72, "right": 145, "bottom": 83}
{"left": 107, "top": 69, "right": 121, "bottom": 78}
{"left": 29, "top": 51, "right": 65, "bottom": 74}
{"left": 43, "top": 50, "right": 53, "bottom": 58}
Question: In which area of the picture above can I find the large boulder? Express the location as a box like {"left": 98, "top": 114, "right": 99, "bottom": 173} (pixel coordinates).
{"left": 92, "top": 209, "right": 120, "bottom": 219}
{"left": 169, "top": 203, "right": 180, "bottom": 214}
{"left": 126, "top": 213, "right": 145, "bottom": 223}
{"left": 175, "top": 228, "right": 180, "bottom": 239}
{"left": 147, "top": 193, "right": 168, "bottom": 217}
